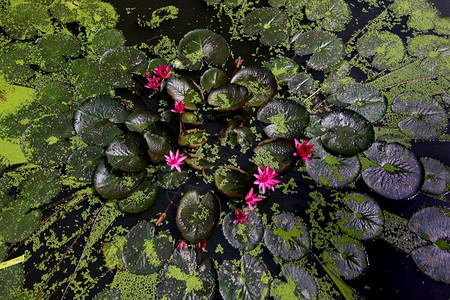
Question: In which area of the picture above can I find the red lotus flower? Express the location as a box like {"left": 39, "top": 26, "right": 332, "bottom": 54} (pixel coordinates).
{"left": 233, "top": 208, "right": 249, "bottom": 224}
{"left": 144, "top": 75, "right": 162, "bottom": 90}
{"left": 164, "top": 149, "right": 187, "bottom": 173}
{"left": 253, "top": 165, "right": 281, "bottom": 194}
{"left": 153, "top": 64, "right": 171, "bottom": 79}
{"left": 171, "top": 100, "right": 186, "bottom": 114}
{"left": 245, "top": 188, "right": 263, "bottom": 210}
{"left": 294, "top": 139, "right": 315, "bottom": 162}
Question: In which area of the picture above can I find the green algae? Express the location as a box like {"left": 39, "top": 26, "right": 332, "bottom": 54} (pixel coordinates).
{"left": 166, "top": 265, "right": 204, "bottom": 292}
{"left": 111, "top": 269, "right": 159, "bottom": 300}
{"left": 138, "top": 6, "right": 179, "bottom": 29}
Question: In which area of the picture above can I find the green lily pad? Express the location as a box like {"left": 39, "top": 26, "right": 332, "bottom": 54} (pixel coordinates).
{"left": 118, "top": 178, "right": 159, "bottom": 213}
{"left": 215, "top": 165, "right": 251, "bottom": 198}
{"left": 19, "top": 169, "right": 62, "bottom": 208}
{"left": 337, "top": 193, "right": 384, "bottom": 240}
{"left": 178, "top": 29, "right": 229, "bottom": 70}
{"left": 48, "top": 0, "right": 78, "bottom": 24}
{"left": 321, "top": 61, "right": 354, "bottom": 95}
{"left": 67, "top": 58, "right": 102, "bottom": 86}
{"left": 243, "top": 8, "right": 291, "bottom": 46}
{"left": 143, "top": 122, "right": 176, "bottom": 156}
{"left": 0, "top": 264, "right": 25, "bottom": 299}
{"left": 99, "top": 46, "right": 147, "bottom": 88}
{"left": 288, "top": 73, "right": 314, "bottom": 95}
{"left": 218, "top": 255, "right": 271, "bottom": 300}
{"left": 391, "top": 92, "right": 447, "bottom": 140}
{"left": 33, "top": 80, "right": 76, "bottom": 116}
{"left": 264, "top": 57, "right": 299, "bottom": 86}
{"left": 67, "top": 146, "right": 104, "bottom": 182}
{"left": 257, "top": 99, "right": 309, "bottom": 139}
{"left": 407, "top": 35, "right": 450, "bottom": 75}
{"left": 147, "top": 58, "right": 168, "bottom": 72}
{"left": 252, "top": 138, "right": 296, "bottom": 174}
{"left": 125, "top": 109, "right": 160, "bottom": 134}
{"left": 179, "top": 129, "right": 209, "bottom": 148}
{"left": 166, "top": 76, "right": 204, "bottom": 110}
{"left": 122, "top": 222, "right": 174, "bottom": 275}
{"left": 90, "top": 28, "right": 126, "bottom": 55}
{"left": 223, "top": 210, "right": 263, "bottom": 251}
{"left": 264, "top": 213, "right": 310, "bottom": 261}
{"left": 420, "top": 157, "right": 448, "bottom": 195}
{"left": 207, "top": 83, "right": 251, "bottom": 111}
{"left": 293, "top": 30, "right": 343, "bottom": 71}
{"left": 181, "top": 112, "right": 204, "bottom": 126}
{"left": 74, "top": 95, "right": 129, "bottom": 147}
{"left": 0, "top": 41, "right": 34, "bottom": 83}
{"left": 230, "top": 67, "right": 277, "bottom": 107}
{"left": 157, "top": 165, "right": 189, "bottom": 190}
{"left": 200, "top": 68, "right": 228, "bottom": 92}
{"left": 304, "top": 115, "right": 328, "bottom": 138}
{"left": 305, "top": 0, "right": 351, "bottom": 32}
{"left": 362, "top": 142, "right": 422, "bottom": 200}
{"left": 94, "top": 161, "right": 146, "bottom": 200}
{"left": 157, "top": 249, "right": 217, "bottom": 299}
{"left": 270, "top": 264, "right": 318, "bottom": 300}
{"left": 176, "top": 190, "right": 220, "bottom": 243}
{"left": 74, "top": 79, "right": 112, "bottom": 101}
{"left": 106, "top": 132, "right": 149, "bottom": 172}
{"left": 93, "top": 288, "right": 121, "bottom": 300}
{"left": 222, "top": 118, "right": 254, "bottom": 149}
{"left": 320, "top": 109, "right": 374, "bottom": 155}
{"left": 0, "top": 200, "right": 42, "bottom": 244}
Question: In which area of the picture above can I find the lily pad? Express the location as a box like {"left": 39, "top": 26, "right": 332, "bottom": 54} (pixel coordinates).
{"left": 264, "top": 213, "right": 310, "bottom": 261}
{"left": 243, "top": 8, "right": 291, "bottom": 46}
{"left": 93, "top": 288, "right": 121, "bottom": 300}
{"left": 181, "top": 112, "right": 204, "bottom": 126}
{"left": 362, "top": 142, "right": 422, "bottom": 200}
{"left": 257, "top": 99, "right": 309, "bottom": 139}
{"left": 67, "top": 146, "right": 104, "bottom": 182}
{"left": 223, "top": 210, "right": 263, "bottom": 251}
{"left": 264, "top": 57, "right": 299, "bottom": 86}
{"left": 19, "top": 169, "right": 62, "bottom": 208}
{"left": 288, "top": 73, "right": 314, "bottom": 95}
{"left": 222, "top": 118, "right": 254, "bottom": 149}
{"left": 200, "top": 68, "right": 228, "bottom": 92}
{"left": 166, "top": 76, "right": 204, "bottom": 110}
{"left": 252, "top": 138, "right": 296, "bottom": 174}
{"left": 125, "top": 109, "right": 160, "bottom": 134}
{"left": 178, "top": 29, "right": 229, "bottom": 70}
{"left": 118, "top": 178, "right": 159, "bottom": 214}
{"left": 67, "top": 58, "right": 102, "bottom": 86}
{"left": 270, "top": 264, "right": 318, "bottom": 300}
{"left": 143, "top": 122, "right": 176, "bottom": 156}
{"left": 305, "top": 0, "right": 351, "bottom": 32}
{"left": 207, "top": 83, "right": 251, "bottom": 111}
{"left": 337, "top": 193, "right": 384, "bottom": 240}
{"left": 179, "top": 129, "right": 209, "bottom": 148}
{"left": 122, "top": 222, "right": 174, "bottom": 275}
{"left": 407, "top": 35, "right": 450, "bottom": 75}
{"left": 106, "top": 132, "right": 149, "bottom": 172}
{"left": 157, "top": 165, "right": 189, "bottom": 190}
{"left": 214, "top": 165, "right": 251, "bottom": 198}
{"left": 157, "top": 249, "right": 217, "bottom": 299}
{"left": 420, "top": 157, "right": 448, "bottom": 195}
{"left": 33, "top": 80, "right": 76, "bottom": 116}
{"left": 0, "top": 41, "right": 34, "bottom": 83}
{"left": 0, "top": 264, "right": 25, "bottom": 299}
{"left": 90, "top": 28, "right": 126, "bottom": 55}
{"left": 176, "top": 190, "right": 220, "bottom": 243}
{"left": 0, "top": 200, "right": 42, "bottom": 244}
{"left": 218, "top": 255, "right": 271, "bottom": 300}
{"left": 48, "top": 0, "right": 78, "bottom": 24}
{"left": 320, "top": 109, "right": 374, "bottom": 156}
{"left": 293, "top": 30, "right": 344, "bottom": 71}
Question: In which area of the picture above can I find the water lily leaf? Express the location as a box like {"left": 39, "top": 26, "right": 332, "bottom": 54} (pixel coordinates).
{"left": 181, "top": 112, "right": 204, "bottom": 126}
{"left": 288, "top": 73, "right": 314, "bottom": 95}
{"left": 106, "top": 132, "right": 149, "bottom": 172}
{"left": 0, "top": 41, "right": 34, "bottom": 83}
{"left": 253, "top": 138, "right": 296, "bottom": 173}
{"left": 362, "top": 142, "right": 422, "bottom": 200}
{"left": 270, "top": 264, "right": 318, "bottom": 300}
{"left": 74, "top": 79, "right": 112, "bottom": 101}
{"left": 21, "top": 115, "right": 75, "bottom": 167}
{"left": 305, "top": 138, "right": 361, "bottom": 188}
{"left": 2, "top": 3, "right": 52, "bottom": 40}
{"left": 0, "top": 264, "right": 24, "bottom": 298}
{"left": 293, "top": 30, "right": 343, "bottom": 71}
{"left": 67, "top": 146, "right": 104, "bottom": 182}
{"left": 49, "top": 0, "right": 78, "bottom": 24}
{"left": 99, "top": 46, "right": 147, "bottom": 88}
{"left": 264, "top": 57, "right": 299, "bottom": 86}
{"left": 222, "top": 118, "right": 254, "bottom": 149}
{"left": 407, "top": 34, "right": 449, "bottom": 59}
{"left": 157, "top": 249, "right": 217, "bottom": 299}
{"left": 215, "top": 165, "right": 250, "bottom": 197}
{"left": 337, "top": 193, "right": 384, "bottom": 240}
{"left": 200, "top": 68, "right": 228, "bottom": 92}
{"left": 166, "top": 76, "right": 204, "bottom": 110}
{"left": 179, "top": 129, "right": 208, "bottom": 148}
{"left": 122, "top": 222, "right": 174, "bottom": 275}
{"left": 67, "top": 58, "right": 102, "bottom": 86}
{"left": 243, "top": 7, "right": 291, "bottom": 46}
{"left": 223, "top": 210, "right": 263, "bottom": 251}
{"left": 391, "top": 92, "right": 447, "bottom": 140}
{"left": 125, "top": 109, "right": 160, "bottom": 134}
{"left": 230, "top": 67, "right": 277, "bottom": 107}
{"left": 0, "top": 200, "right": 42, "bottom": 243}
{"left": 412, "top": 245, "right": 450, "bottom": 285}
{"left": 305, "top": 0, "right": 351, "bottom": 32}
{"left": 320, "top": 109, "right": 374, "bottom": 156}
{"left": 90, "top": 28, "right": 126, "bottom": 55}
{"left": 269, "top": 0, "right": 307, "bottom": 12}
{"left": 207, "top": 83, "right": 251, "bottom": 111}
{"left": 93, "top": 288, "right": 121, "bottom": 300}
{"left": 178, "top": 29, "right": 229, "bottom": 70}
{"left": 94, "top": 161, "right": 146, "bottom": 200}
{"left": 328, "top": 83, "right": 387, "bottom": 122}
{"left": 321, "top": 61, "right": 354, "bottom": 95}
{"left": 176, "top": 190, "right": 220, "bottom": 243}
{"left": 157, "top": 165, "right": 189, "bottom": 190}
{"left": 19, "top": 169, "right": 62, "bottom": 208}
{"left": 147, "top": 58, "right": 168, "bottom": 71}
{"left": 33, "top": 80, "right": 76, "bottom": 116}
{"left": 143, "top": 122, "right": 176, "bottom": 156}
{"left": 264, "top": 213, "right": 310, "bottom": 261}
{"left": 304, "top": 115, "right": 327, "bottom": 138}
{"left": 218, "top": 255, "right": 271, "bottom": 300}
{"left": 420, "top": 157, "right": 448, "bottom": 195}
{"left": 118, "top": 177, "right": 159, "bottom": 213}
{"left": 257, "top": 99, "right": 309, "bottom": 139}
{"left": 74, "top": 95, "right": 129, "bottom": 147}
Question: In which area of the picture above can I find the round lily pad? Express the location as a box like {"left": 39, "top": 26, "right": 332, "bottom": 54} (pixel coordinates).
{"left": 33, "top": 80, "right": 76, "bottom": 116}
{"left": 214, "top": 165, "right": 251, "bottom": 198}
{"left": 181, "top": 112, "right": 204, "bottom": 126}
{"left": 90, "top": 28, "right": 126, "bottom": 55}
{"left": 106, "top": 132, "right": 150, "bottom": 172}
{"left": 0, "top": 41, "right": 34, "bottom": 83}
{"left": 362, "top": 142, "right": 422, "bottom": 200}
{"left": 222, "top": 118, "right": 254, "bottom": 149}
{"left": 230, "top": 67, "right": 277, "bottom": 107}
{"left": 179, "top": 129, "right": 208, "bottom": 148}
{"left": 19, "top": 169, "right": 62, "bottom": 208}
{"left": 49, "top": 0, "right": 78, "bottom": 24}
{"left": 143, "top": 122, "right": 176, "bottom": 156}
{"left": 2, "top": 3, "right": 52, "bottom": 40}
{"left": 420, "top": 157, "right": 448, "bottom": 195}
{"left": 264, "top": 213, "right": 310, "bottom": 261}
{"left": 288, "top": 73, "right": 314, "bottom": 95}
{"left": 74, "top": 79, "right": 112, "bottom": 101}
{"left": 117, "top": 178, "right": 159, "bottom": 213}
{"left": 305, "top": 0, "right": 351, "bottom": 32}
{"left": 122, "top": 222, "right": 174, "bottom": 275}
{"left": 67, "top": 146, "right": 104, "bottom": 182}
{"left": 176, "top": 190, "right": 220, "bottom": 243}
{"left": 125, "top": 109, "right": 160, "bottom": 133}
{"left": 157, "top": 165, "right": 189, "bottom": 190}
{"left": 178, "top": 29, "right": 229, "bottom": 70}
{"left": 166, "top": 76, "right": 204, "bottom": 110}
{"left": 243, "top": 7, "right": 291, "bottom": 46}
{"left": 223, "top": 210, "right": 263, "bottom": 251}
{"left": 0, "top": 200, "right": 42, "bottom": 243}
{"left": 67, "top": 58, "right": 102, "bottom": 86}
{"left": 406, "top": 34, "right": 450, "bottom": 74}
{"left": 207, "top": 83, "right": 251, "bottom": 111}
{"left": 0, "top": 265, "right": 25, "bottom": 299}
{"left": 337, "top": 193, "right": 383, "bottom": 240}
{"left": 264, "top": 57, "right": 299, "bottom": 86}
{"left": 218, "top": 255, "right": 271, "bottom": 300}
{"left": 270, "top": 264, "right": 318, "bottom": 300}
{"left": 257, "top": 99, "right": 309, "bottom": 140}
{"left": 157, "top": 249, "right": 217, "bottom": 299}
{"left": 200, "top": 68, "right": 228, "bottom": 92}
{"left": 252, "top": 138, "right": 296, "bottom": 174}
{"left": 320, "top": 109, "right": 374, "bottom": 156}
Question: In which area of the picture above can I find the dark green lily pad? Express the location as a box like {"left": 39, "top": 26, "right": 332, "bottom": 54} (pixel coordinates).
{"left": 230, "top": 67, "right": 277, "bottom": 107}
{"left": 288, "top": 73, "right": 314, "bottom": 95}
{"left": 176, "top": 190, "right": 220, "bottom": 243}
{"left": 252, "top": 138, "right": 296, "bottom": 174}
{"left": 257, "top": 99, "right": 309, "bottom": 139}
{"left": 99, "top": 46, "right": 147, "bottom": 88}
{"left": 214, "top": 165, "right": 250, "bottom": 197}
{"left": 362, "top": 142, "right": 422, "bottom": 200}
{"left": 0, "top": 41, "right": 34, "bottom": 83}
{"left": 407, "top": 34, "right": 450, "bottom": 75}
{"left": 264, "top": 57, "right": 299, "bottom": 86}
{"left": 270, "top": 264, "right": 318, "bottom": 300}
{"left": 320, "top": 109, "right": 374, "bottom": 156}
{"left": 181, "top": 112, "right": 204, "bottom": 126}
{"left": 157, "top": 249, "right": 217, "bottom": 299}
{"left": 143, "top": 122, "right": 176, "bottom": 156}
{"left": 0, "top": 264, "right": 25, "bottom": 299}
{"left": 93, "top": 288, "right": 121, "bottom": 300}
{"left": 125, "top": 109, "right": 160, "bottom": 133}
{"left": 223, "top": 210, "right": 263, "bottom": 251}
{"left": 321, "top": 61, "right": 354, "bottom": 95}
{"left": 293, "top": 30, "right": 343, "bottom": 71}
{"left": 48, "top": 0, "right": 78, "bottom": 24}
{"left": 94, "top": 161, "right": 146, "bottom": 200}
{"left": 106, "top": 132, "right": 149, "bottom": 172}
{"left": 219, "top": 255, "right": 271, "bottom": 300}
{"left": 391, "top": 92, "right": 447, "bottom": 140}
{"left": 178, "top": 29, "right": 229, "bottom": 70}
{"left": 305, "top": 0, "right": 351, "bottom": 32}
{"left": 207, "top": 83, "right": 251, "bottom": 111}
{"left": 264, "top": 213, "right": 310, "bottom": 261}
{"left": 179, "top": 129, "right": 209, "bottom": 148}
{"left": 90, "top": 28, "right": 126, "bottom": 55}
{"left": 33, "top": 80, "right": 75, "bottom": 116}
{"left": 0, "top": 200, "right": 42, "bottom": 243}
{"left": 67, "top": 58, "right": 102, "bottom": 86}
{"left": 420, "top": 157, "right": 448, "bottom": 195}
{"left": 74, "top": 79, "right": 112, "bottom": 101}
{"left": 118, "top": 178, "right": 159, "bottom": 213}
{"left": 222, "top": 118, "right": 254, "bottom": 149}
{"left": 157, "top": 165, "right": 189, "bottom": 190}
{"left": 67, "top": 146, "right": 104, "bottom": 182}
{"left": 337, "top": 193, "right": 383, "bottom": 240}
{"left": 122, "top": 222, "right": 174, "bottom": 275}
{"left": 243, "top": 8, "right": 291, "bottom": 46}
{"left": 166, "top": 76, "right": 204, "bottom": 110}
{"left": 74, "top": 95, "right": 129, "bottom": 147}
{"left": 304, "top": 115, "right": 328, "bottom": 138}
{"left": 19, "top": 169, "right": 62, "bottom": 208}
{"left": 200, "top": 68, "right": 228, "bottom": 92}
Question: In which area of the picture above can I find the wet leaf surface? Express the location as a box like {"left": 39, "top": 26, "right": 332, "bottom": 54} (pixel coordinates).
{"left": 223, "top": 210, "right": 263, "bottom": 251}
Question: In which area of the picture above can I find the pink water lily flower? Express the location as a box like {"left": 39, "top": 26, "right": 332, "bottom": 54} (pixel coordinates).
{"left": 253, "top": 165, "right": 281, "bottom": 194}
{"left": 171, "top": 100, "right": 186, "bottom": 114}
{"left": 144, "top": 75, "right": 162, "bottom": 90}
{"left": 245, "top": 188, "right": 263, "bottom": 210}
{"left": 164, "top": 149, "right": 187, "bottom": 173}
{"left": 153, "top": 64, "right": 171, "bottom": 79}
{"left": 294, "top": 139, "right": 315, "bottom": 162}
{"left": 233, "top": 208, "right": 249, "bottom": 224}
